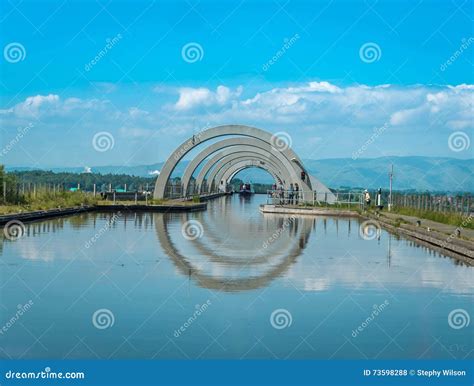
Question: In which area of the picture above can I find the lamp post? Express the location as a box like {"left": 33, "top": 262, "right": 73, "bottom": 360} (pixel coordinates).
{"left": 388, "top": 164, "right": 394, "bottom": 211}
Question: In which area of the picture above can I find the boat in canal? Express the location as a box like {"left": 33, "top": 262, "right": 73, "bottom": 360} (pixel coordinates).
{"left": 239, "top": 182, "right": 253, "bottom": 195}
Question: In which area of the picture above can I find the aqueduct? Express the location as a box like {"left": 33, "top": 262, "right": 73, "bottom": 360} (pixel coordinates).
{"left": 154, "top": 125, "right": 335, "bottom": 202}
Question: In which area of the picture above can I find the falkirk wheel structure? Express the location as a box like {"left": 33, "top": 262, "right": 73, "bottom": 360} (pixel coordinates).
{"left": 153, "top": 125, "right": 336, "bottom": 203}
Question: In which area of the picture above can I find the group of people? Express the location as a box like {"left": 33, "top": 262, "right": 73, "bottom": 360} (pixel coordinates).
{"left": 364, "top": 188, "right": 384, "bottom": 209}
{"left": 270, "top": 183, "right": 300, "bottom": 205}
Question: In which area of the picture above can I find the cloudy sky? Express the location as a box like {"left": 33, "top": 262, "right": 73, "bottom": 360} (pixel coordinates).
{"left": 0, "top": 0, "right": 472, "bottom": 168}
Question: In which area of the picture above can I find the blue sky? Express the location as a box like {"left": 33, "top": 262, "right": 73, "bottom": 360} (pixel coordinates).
{"left": 0, "top": 0, "right": 473, "bottom": 168}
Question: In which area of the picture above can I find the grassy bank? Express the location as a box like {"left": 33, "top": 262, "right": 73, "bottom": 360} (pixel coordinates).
{"left": 387, "top": 207, "right": 474, "bottom": 230}
{"left": 0, "top": 191, "right": 100, "bottom": 214}
{"left": 0, "top": 194, "right": 207, "bottom": 215}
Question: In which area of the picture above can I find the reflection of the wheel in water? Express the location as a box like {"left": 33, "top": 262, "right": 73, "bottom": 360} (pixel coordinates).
{"left": 155, "top": 212, "right": 314, "bottom": 292}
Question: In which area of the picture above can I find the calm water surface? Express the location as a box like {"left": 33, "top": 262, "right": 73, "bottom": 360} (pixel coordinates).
{"left": 1, "top": 195, "right": 473, "bottom": 359}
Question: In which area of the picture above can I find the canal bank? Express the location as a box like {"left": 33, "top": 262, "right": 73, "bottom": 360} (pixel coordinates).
{"left": 260, "top": 204, "right": 474, "bottom": 263}
{"left": 0, "top": 201, "right": 209, "bottom": 226}
{"left": 362, "top": 211, "right": 474, "bottom": 263}
{"left": 0, "top": 193, "right": 231, "bottom": 225}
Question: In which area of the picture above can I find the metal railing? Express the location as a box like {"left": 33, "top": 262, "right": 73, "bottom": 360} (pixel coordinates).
{"left": 266, "top": 190, "right": 364, "bottom": 208}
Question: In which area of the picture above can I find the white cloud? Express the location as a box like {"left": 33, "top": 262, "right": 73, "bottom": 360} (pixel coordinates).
{"left": 0, "top": 94, "right": 110, "bottom": 119}
{"left": 0, "top": 81, "right": 472, "bottom": 165}
{"left": 128, "top": 107, "right": 150, "bottom": 118}
{"left": 6, "top": 94, "right": 59, "bottom": 117}
{"left": 175, "top": 85, "right": 243, "bottom": 110}
{"left": 119, "top": 127, "right": 154, "bottom": 138}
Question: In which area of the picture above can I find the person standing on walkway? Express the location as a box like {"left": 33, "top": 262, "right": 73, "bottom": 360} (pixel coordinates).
{"left": 289, "top": 183, "right": 294, "bottom": 205}
{"left": 364, "top": 189, "right": 371, "bottom": 207}
{"left": 376, "top": 188, "right": 383, "bottom": 209}
{"left": 294, "top": 183, "right": 299, "bottom": 205}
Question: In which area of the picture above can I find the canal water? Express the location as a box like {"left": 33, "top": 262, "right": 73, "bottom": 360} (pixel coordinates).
{"left": 1, "top": 195, "right": 472, "bottom": 359}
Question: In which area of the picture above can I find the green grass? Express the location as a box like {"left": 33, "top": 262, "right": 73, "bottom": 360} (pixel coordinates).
{"left": 0, "top": 191, "right": 100, "bottom": 214}
{"left": 0, "top": 193, "right": 206, "bottom": 214}
{"left": 299, "top": 201, "right": 362, "bottom": 211}
{"left": 390, "top": 207, "right": 474, "bottom": 230}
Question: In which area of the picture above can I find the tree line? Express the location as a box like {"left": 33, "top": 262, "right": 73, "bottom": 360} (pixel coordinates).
{"left": 7, "top": 170, "right": 156, "bottom": 192}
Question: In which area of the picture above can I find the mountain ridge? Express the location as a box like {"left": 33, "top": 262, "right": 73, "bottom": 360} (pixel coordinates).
{"left": 4, "top": 156, "right": 473, "bottom": 192}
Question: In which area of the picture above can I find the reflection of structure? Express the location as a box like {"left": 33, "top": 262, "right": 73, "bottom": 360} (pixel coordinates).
{"left": 154, "top": 210, "right": 314, "bottom": 292}
{"left": 154, "top": 125, "right": 335, "bottom": 202}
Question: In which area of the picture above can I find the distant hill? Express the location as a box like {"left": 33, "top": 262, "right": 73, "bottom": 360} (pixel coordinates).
{"left": 304, "top": 157, "right": 473, "bottom": 192}
{"left": 5, "top": 156, "right": 473, "bottom": 192}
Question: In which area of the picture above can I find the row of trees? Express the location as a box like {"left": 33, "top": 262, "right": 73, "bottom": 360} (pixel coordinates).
{"left": 0, "top": 165, "right": 18, "bottom": 204}
{"left": 9, "top": 170, "right": 156, "bottom": 192}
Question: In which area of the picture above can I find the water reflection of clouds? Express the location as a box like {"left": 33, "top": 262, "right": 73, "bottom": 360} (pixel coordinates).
{"left": 284, "top": 234, "right": 474, "bottom": 295}
{"left": 16, "top": 242, "right": 57, "bottom": 262}
{"left": 3, "top": 213, "right": 148, "bottom": 263}
{"left": 3, "top": 207, "right": 472, "bottom": 295}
